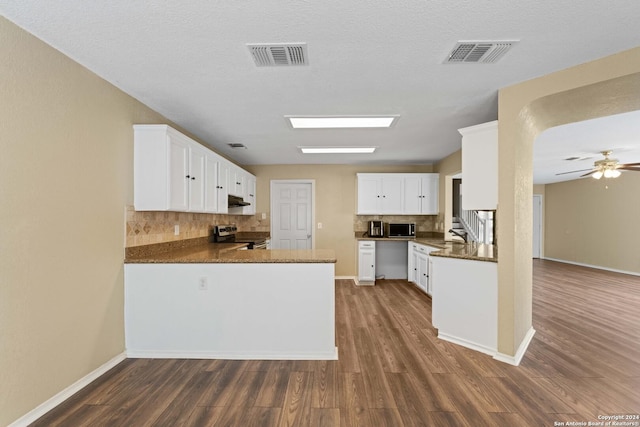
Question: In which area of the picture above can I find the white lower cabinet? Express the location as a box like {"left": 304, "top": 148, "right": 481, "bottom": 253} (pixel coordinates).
{"left": 407, "top": 242, "right": 436, "bottom": 295}
{"left": 357, "top": 241, "right": 376, "bottom": 285}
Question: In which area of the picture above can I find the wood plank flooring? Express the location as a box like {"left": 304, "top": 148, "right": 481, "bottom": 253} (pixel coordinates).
{"left": 31, "top": 260, "right": 640, "bottom": 426}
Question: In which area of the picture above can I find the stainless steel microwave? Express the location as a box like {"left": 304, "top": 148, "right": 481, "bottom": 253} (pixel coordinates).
{"left": 387, "top": 223, "right": 415, "bottom": 237}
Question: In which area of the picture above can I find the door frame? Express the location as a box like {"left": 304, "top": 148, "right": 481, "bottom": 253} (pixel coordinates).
{"left": 532, "top": 194, "right": 543, "bottom": 258}
{"left": 270, "top": 180, "right": 316, "bottom": 249}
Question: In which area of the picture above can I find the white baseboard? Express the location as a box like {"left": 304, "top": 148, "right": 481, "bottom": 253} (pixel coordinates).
{"left": 335, "top": 276, "right": 356, "bottom": 281}
{"left": 437, "top": 333, "right": 497, "bottom": 357}
{"left": 8, "top": 352, "right": 127, "bottom": 427}
{"left": 494, "top": 327, "right": 536, "bottom": 366}
{"left": 543, "top": 257, "right": 640, "bottom": 277}
{"left": 126, "top": 347, "right": 339, "bottom": 361}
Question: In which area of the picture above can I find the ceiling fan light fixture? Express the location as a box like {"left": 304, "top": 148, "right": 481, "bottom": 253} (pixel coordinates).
{"left": 592, "top": 170, "right": 603, "bottom": 179}
{"left": 603, "top": 168, "right": 621, "bottom": 178}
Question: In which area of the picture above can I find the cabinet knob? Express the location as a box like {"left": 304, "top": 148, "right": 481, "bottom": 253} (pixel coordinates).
{"left": 185, "top": 175, "right": 190, "bottom": 179}
{"left": 191, "top": 177, "right": 196, "bottom": 180}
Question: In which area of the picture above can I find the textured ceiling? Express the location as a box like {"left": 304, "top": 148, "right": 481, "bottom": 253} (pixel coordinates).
{"left": 2, "top": 0, "right": 640, "bottom": 179}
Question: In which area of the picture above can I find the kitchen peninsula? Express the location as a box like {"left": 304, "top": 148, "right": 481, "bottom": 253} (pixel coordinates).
{"left": 124, "top": 241, "right": 337, "bottom": 360}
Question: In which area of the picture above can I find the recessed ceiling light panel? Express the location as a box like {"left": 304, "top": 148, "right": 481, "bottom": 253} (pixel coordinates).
{"left": 287, "top": 116, "right": 398, "bottom": 129}
{"left": 299, "top": 147, "right": 377, "bottom": 154}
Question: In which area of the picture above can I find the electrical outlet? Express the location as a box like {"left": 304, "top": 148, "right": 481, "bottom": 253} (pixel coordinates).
{"left": 174, "top": 224, "right": 180, "bottom": 235}
{"left": 198, "top": 277, "right": 208, "bottom": 290}
{"left": 261, "top": 212, "right": 267, "bottom": 220}
{"left": 317, "top": 222, "right": 323, "bottom": 229}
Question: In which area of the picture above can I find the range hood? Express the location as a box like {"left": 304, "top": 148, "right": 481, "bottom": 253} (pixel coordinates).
{"left": 228, "top": 194, "right": 250, "bottom": 207}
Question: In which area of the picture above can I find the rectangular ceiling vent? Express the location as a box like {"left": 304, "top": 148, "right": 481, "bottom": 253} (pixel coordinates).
{"left": 228, "top": 143, "right": 247, "bottom": 149}
{"left": 445, "top": 40, "right": 518, "bottom": 64}
{"left": 247, "top": 43, "right": 308, "bottom": 66}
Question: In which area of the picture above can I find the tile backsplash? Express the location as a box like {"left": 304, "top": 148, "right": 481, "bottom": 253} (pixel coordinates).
{"left": 125, "top": 206, "right": 270, "bottom": 247}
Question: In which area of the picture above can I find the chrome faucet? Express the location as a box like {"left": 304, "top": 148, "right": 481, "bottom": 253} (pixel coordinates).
{"left": 448, "top": 228, "right": 468, "bottom": 243}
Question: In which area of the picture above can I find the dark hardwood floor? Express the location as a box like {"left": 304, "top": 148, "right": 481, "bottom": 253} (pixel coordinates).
{"left": 31, "top": 260, "right": 640, "bottom": 426}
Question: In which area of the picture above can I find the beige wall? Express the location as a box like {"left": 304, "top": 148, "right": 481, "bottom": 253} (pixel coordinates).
{"left": 0, "top": 17, "right": 175, "bottom": 425}
{"left": 532, "top": 184, "right": 546, "bottom": 195}
{"left": 497, "top": 48, "right": 640, "bottom": 357}
{"left": 245, "top": 164, "right": 433, "bottom": 276}
{"left": 544, "top": 174, "right": 640, "bottom": 273}
{"left": 434, "top": 149, "right": 462, "bottom": 235}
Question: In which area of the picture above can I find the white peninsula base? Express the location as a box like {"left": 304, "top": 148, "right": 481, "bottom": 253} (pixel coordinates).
{"left": 124, "top": 262, "right": 337, "bottom": 360}
{"left": 431, "top": 256, "right": 497, "bottom": 356}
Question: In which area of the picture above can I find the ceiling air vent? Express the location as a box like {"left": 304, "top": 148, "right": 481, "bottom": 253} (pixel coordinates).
{"left": 247, "top": 43, "right": 308, "bottom": 66}
{"left": 228, "top": 143, "right": 247, "bottom": 149}
{"left": 445, "top": 40, "right": 518, "bottom": 64}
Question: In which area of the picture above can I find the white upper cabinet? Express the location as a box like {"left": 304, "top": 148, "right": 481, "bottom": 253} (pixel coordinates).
{"left": 134, "top": 125, "right": 254, "bottom": 214}
{"left": 459, "top": 121, "right": 497, "bottom": 211}
{"left": 357, "top": 173, "right": 439, "bottom": 215}
{"left": 356, "top": 174, "right": 403, "bottom": 214}
{"left": 402, "top": 174, "right": 439, "bottom": 215}
{"left": 167, "top": 133, "right": 190, "bottom": 211}
{"left": 204, "top": 153, "right": 229, "bottom": 214}
{"left": 187, "top": 145, "right": 207, "bottom": 212}
{"left": 244, "top": 175, "right": 256, "bottom": 215}
{"left": 229, "top": 166, "right": 245, "bottom": 197}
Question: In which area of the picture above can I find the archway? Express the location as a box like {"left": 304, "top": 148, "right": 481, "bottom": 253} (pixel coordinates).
{"left": 495, "top": 48, "right": 640, "bottom": 362}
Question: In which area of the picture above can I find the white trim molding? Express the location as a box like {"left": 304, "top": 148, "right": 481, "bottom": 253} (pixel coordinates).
{"left": 543, "top": 257, "right": 640, "bottom": 277}
{"left": 8, "top": 352, "right": 127, "bottom": 427}
{"left": 437, "top": 332, "right": 496, "bottom": 357}
{"left": 494, "top": 327, "right": 536, "bottom": 366}
{"left": 126, "top": 347, "right": 339, "bottom": 360}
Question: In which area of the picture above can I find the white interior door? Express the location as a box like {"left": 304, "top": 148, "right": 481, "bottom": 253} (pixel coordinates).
{"left": 532, "top": 195, "right": 543, "bottom": 258}
{"left": 271, "top": 181, "right": 314, "bottom": 249}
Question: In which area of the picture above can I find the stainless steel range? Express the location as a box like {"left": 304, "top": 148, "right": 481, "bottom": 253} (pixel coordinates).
{"left": 212, "top": 225, "right": 267, "bottom": 249}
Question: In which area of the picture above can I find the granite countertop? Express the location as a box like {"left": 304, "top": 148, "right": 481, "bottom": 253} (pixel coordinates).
{"left": 125, "top": 241, "right": 337, "bottom": 264}
{"left": 427, "top": 242, "right": 497, "bottom": 263}
{"left": 356, "top": 235, "right": 497, "bottom": 262}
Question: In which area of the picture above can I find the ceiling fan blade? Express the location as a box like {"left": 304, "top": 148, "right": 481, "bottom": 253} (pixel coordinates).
{"left": 619, "top": 162, "right": 640, "bottom": 167}
{"left": 555, "top": 168, "right": 593, "bottom": 176}
{"left": 618, "top": 166, "right": 640, "bottom": 171}
{"left": 579, "top": 170, "right": 597, "bottom": 177}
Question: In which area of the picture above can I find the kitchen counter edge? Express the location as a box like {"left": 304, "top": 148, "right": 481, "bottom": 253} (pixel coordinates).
{"left": 356, "top": 237, "right": 497, "bottom": 263}
{"left": 125, "top": 242, "right": 337, "bottom": 264}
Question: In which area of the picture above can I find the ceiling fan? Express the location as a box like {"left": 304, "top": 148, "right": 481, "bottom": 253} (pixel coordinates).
{"left": 556, "top": 150, "right": 640, "bottom": 179}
